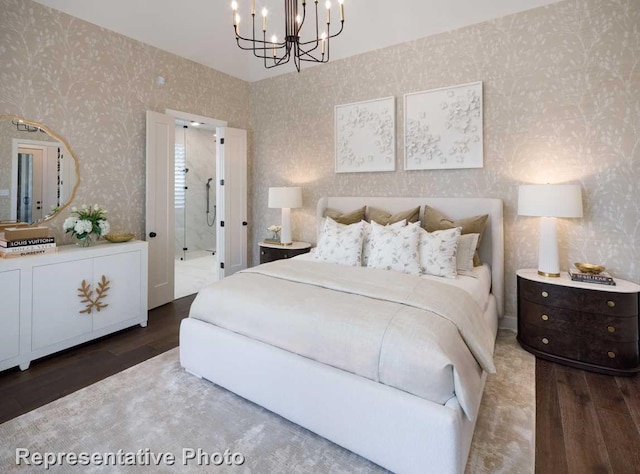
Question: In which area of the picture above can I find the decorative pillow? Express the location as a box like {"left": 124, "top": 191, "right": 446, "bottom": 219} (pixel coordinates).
{"left": 366, "top": 221, "right": 421, "bottom": 275}
{"left": 367, "top": 206, "right": 420, "bottom": 225}
{"left": 418, "top": 227, "right": 461, "bottom": 278}
{"left": 324, "top": 206, "right": 366, "bottom": 225}
{"left": 422, "top": 206, "right": 488, "bottom": 266}
{"left": 361, "top": 219, "right": 406, "bottom": 267}
{"left": 456, "top": 233, "right": 480, "bottom": 275}
{"left": 314, "top": 217, "right": 365, "bottom": 266}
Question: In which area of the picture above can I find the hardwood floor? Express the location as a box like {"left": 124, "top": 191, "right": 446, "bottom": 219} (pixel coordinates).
{"left": 1, "top": 301, "right": 639, "bottom": 473}
{"left": 535, "top": 358, "right": 640, "bottom": 474}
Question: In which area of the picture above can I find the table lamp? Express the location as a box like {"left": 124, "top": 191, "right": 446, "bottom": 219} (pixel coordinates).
{"left": 268, "top": 187, "right": 302, "bottom": 245}
{"left": 518, "top": 184, "right": 583, "bottom": 277}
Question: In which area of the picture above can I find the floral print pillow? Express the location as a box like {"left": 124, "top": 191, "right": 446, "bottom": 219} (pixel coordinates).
{"left": 418, "top": 227, "right": 461, "bottom": 278}
{"left": 366, "top": 221, "right": 421, "bottom": 275}
{"left": 314, "top": 217, "right": 365, "bottom": 266}
{"left": 361, "top": 219, "right": 406, "bottom": 267}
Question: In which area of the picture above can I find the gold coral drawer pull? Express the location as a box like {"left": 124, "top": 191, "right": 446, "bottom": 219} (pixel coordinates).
{"left": 541, "top": 314, "right": 549, "bottom": 321}
{"left": 542, "top": 337, "right": 549, "bottom": 345}
{"left": 541, "top": 291, "right": 549, "bottom": 298}
{"left": 607, "top": 300, "right": 616, "bottom": 308}
{"left": 608, "top": 351, "right": 616, "bottom": 359}
{"left": 607, "top": 326, "right": 616, "bottom": 333}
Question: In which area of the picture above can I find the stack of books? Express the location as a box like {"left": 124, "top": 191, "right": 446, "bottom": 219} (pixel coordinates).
{"left": 0, "top": 226, "right": 56, "bottom": 258}
{"left": 568, "top": 268, "right": 616, "bottom": 286}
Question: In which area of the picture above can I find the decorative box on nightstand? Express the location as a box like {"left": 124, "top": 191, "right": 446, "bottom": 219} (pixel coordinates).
{"left": 259, "top": 241, "right": 311, "bottom": 264}
{"left": 517, "top": 269, "right": 640, "bottom": 376}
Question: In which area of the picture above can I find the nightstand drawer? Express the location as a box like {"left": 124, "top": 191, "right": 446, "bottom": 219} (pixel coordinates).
{"left": 519, "top": 323, "right": 640, "bottom": 370}
{"left": 520, "top": 279, "right": 638, "bottom": 316}
{"left": 520, "top": 300, "right": 638, "bottom": 342}
{"left": 259, "top": 243, "right": 311, "bottom": 264}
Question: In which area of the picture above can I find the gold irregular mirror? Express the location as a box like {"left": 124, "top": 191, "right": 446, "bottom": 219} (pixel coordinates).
{"left": 0, "top": 115, "right": 80, "bottom": 225}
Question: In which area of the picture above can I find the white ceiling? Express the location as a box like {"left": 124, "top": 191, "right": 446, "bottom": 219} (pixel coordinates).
{"left": 33, "top": 0, "right": 561, "bottom": 83}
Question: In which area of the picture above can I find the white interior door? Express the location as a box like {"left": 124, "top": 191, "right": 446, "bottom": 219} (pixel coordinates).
{"left": 216, "top": 127, "right": 248, "bottom": 278}
{"left": 145, "top": 110, "right": 175, "bottom": 309}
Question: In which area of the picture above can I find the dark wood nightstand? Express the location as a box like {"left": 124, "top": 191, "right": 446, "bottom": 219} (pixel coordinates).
{"left": 259, "top": 241, "right": 311, "bottom": 264}
{"left": 517, "top": 269, "right": 640, "bottom": 376}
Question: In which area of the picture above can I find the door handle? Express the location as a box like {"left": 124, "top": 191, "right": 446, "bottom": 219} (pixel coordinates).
{"left": 242, "top": 221, "right": 248, "bottom": 226}
{"left": 149, "top": 232, "right": 157, "bottom": 238}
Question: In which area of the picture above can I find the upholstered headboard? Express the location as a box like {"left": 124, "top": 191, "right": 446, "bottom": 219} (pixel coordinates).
{"left": 316, "top": 197, "right": 505, "bottom": 317}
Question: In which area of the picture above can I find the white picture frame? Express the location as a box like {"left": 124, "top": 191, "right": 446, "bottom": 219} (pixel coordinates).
{"left": 335, "top": 96, "right": 396, "bottom": 173}
{"left": 404, "top": 81, "right": 483, "bottom": 170}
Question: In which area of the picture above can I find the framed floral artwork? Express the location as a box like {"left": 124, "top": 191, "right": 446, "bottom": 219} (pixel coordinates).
{"left": 335, "top": 96, "right": 396, "bottom": 173}
{"left": 404, "top": 81, "right": 483, "bottom": 170}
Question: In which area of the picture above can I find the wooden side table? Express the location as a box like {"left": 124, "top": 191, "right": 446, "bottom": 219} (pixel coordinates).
{"left": 259, "top": 241, "right": 311, "bottom": 264}
{"left": 517, "top": 269, "right": 640, "bottom": 376}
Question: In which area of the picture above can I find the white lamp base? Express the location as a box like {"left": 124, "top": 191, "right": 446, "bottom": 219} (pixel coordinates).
{"left": 280, "top": 208, "right": 292, "bottom": 245}
{"left": 538, "top": 217, "right": 560, "bottom": 277}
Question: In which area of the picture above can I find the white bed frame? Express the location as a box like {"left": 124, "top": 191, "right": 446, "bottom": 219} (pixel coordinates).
{"left": 180, "top": 197, "right": 504, "bottom": 473}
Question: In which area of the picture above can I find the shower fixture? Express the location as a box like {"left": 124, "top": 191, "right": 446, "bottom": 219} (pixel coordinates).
{"left": 206, "top": 178, "right": 216, "bottom": 227}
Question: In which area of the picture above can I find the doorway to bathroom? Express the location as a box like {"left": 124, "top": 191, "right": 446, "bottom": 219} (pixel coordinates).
{"left": 174, "top": 120, "right": 218, "bottom": 299}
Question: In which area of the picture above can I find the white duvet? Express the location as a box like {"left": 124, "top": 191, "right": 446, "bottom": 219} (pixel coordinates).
{"left": 189, "top": 259, "right": 496, "bottom": 420}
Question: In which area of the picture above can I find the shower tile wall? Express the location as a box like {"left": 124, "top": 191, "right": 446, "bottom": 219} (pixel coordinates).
{"left": 175, "top": 125, "right": 217, "bottom": 258}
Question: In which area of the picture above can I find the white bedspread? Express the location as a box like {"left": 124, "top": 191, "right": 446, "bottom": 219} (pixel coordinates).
{"left": 189, "top": 259, "right": 496, "bottom": 420}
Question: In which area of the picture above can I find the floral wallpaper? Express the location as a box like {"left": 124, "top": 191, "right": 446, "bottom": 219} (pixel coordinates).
{"left": 249, "top": 0, "right": 640, "bottom": 320}
{"left": 1, "top": 0, "right": 638, "bottom": 323}
{"left": 0, "top": 0, "right": 249, "bottom": 242}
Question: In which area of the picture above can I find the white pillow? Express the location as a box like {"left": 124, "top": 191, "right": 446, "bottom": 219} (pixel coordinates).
{"left": 314, "top": 217, "right": 365, "bottom": 266}
{"left": 361, "top": 219, "right": 406, "bottom": 267}
{"left": 366, "top": 221, "right": 421, "bottom": 275}
{"left": 418, "top": 227, "right": 461, "bottom": 278}
{"left": 456, "top": 233, "right": 480, "bottom": 275}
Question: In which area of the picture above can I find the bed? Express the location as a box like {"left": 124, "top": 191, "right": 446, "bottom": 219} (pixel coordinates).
{"left": 180, "top": 196, "right": 504, "bottom": 473}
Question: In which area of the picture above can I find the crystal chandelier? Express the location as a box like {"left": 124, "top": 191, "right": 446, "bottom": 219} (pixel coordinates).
{"left": 231, "top": 0, "right": 345, "bottom": 72}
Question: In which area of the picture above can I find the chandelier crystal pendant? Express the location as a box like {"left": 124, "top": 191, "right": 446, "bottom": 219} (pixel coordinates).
{"left": 231, "top": 0, "right": 345, "bottom": 72}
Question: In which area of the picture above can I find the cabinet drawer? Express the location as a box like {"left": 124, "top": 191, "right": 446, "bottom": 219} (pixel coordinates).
{"left": 520, "top": 323, "right": 639, "bottom": 370}
{"left": 519, "top": 278, "right": 638, "bottom": 317}
{"left": 520, "top": 300, "right": 638, "bottom": 342}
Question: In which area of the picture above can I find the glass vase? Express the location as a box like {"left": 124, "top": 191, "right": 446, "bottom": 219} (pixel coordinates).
{"left": 76, "top": 233, "right": 98, "bottom": 248}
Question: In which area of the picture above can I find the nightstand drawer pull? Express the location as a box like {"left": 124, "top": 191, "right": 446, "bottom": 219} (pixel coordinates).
{"left": 542, "top": 337, "right": 549, "bottom": 345}
{"left": 607, "top": 300, "right": 616, "bottom": 308}
{"left": 607, "top": 326, "right": 616, "bottom": 333}
{"left": 541, "top": 291, "right": 549, "bottom": 298}
{"left": 608, "top": 351, "right": 616, "bottom": 359}
{"left": 541, "top": 314, "right": 549, "bottom": 321}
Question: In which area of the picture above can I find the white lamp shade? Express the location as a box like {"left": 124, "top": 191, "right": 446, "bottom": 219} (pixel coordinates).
{"left": 268, "top": 187, "right": 302, "bottom": 209}
{"left": 518, "top": 184, "right": 583, "bottom": 218}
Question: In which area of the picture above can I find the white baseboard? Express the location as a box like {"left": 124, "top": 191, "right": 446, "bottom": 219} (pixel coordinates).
{"left": 499, "top": 314, "right": 517, "bottom": 333}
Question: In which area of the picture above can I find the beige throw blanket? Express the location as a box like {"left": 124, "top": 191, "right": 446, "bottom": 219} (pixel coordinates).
{"left": 189, "top": 259, "right": 496, "bottom": 420}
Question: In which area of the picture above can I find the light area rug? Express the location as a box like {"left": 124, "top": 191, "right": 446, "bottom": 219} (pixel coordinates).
{"left": 0, "top": 330, "right": 534, "bottom": 473}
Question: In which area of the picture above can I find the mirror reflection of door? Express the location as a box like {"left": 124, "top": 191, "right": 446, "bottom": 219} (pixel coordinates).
{"left": 11, "top": 141, "right": 70, "bottom": 224}
{"left": 16, "top": 146, "right": 44, "bottom": 223}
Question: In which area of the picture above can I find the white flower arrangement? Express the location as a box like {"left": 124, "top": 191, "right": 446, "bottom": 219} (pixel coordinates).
{"left": 63, "top": 204, "right": 110, "bottom": 242}
{"left": 267, "top": 224, "right": 282, "bottom": 241}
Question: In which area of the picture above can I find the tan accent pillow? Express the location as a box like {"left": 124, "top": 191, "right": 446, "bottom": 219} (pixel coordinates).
{"left": 423, "top": 206, "right": 489, "bottom": 266}
{"left": 368, "top": 206, "right": 420, "bottom": 225}
{"left": 324, "top": 206, "right": 366, "bottom": 225}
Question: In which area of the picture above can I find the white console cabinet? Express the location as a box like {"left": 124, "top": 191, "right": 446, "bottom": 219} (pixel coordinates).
{"left": 0, "top": 240, "right": 148, "bottom": 372}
